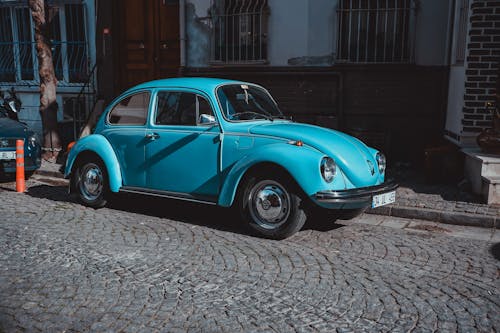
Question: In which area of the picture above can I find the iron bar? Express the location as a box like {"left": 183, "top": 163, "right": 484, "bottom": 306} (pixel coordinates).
{"left": 336, "top": 0, "right": 415, "bottom": 63}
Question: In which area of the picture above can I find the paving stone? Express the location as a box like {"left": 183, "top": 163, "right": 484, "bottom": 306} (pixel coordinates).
{"left": 0, "top": 178, "right": 499, "bottom": 332}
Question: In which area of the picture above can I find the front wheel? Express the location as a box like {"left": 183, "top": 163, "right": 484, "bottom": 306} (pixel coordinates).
{"left": 72, "top": 158, "right": 108, "bottom": 208}
{"left": 239, "top": 176, "right": 306, "bottom": 239}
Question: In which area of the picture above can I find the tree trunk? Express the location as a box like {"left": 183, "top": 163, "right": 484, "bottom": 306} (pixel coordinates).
{"left": 29, "top": 0, "right": 62, "bottom": 162}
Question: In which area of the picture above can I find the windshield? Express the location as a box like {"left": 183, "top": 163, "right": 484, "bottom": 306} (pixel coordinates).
{"left": 217, "top": 84, "right": 284, "bottom": 121}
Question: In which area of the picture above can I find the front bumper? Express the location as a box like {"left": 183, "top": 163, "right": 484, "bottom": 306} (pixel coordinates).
{"left": 314, "top": 180, "right": 398, "bottom": 207}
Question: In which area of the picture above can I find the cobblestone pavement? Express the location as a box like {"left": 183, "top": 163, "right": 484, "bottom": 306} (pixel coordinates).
{"left": 0, "top": 177, "right": 499, "bottom": 333}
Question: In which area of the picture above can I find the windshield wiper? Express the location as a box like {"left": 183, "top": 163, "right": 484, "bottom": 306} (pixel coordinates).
{"left": 229, "top": 111, "right": 273, "bottom": 121}
{"left": 270, "top": 114, "right": 290, "bottom": 120}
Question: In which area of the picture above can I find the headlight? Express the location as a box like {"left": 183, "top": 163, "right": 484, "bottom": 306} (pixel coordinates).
{"left": 28, "top": 134, "right": 39, "bottom": 147}
{"left": 320, "top": 157, "right": 336, "bottom": 183}
{"left": 376, "top": 152, "right": 386, "bottom": 174}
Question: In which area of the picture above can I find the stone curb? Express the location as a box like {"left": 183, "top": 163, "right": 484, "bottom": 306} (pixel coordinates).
{"left": 367, "top": 205, "right": 498, "bottom": 229}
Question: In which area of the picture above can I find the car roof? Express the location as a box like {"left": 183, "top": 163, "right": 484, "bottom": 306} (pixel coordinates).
{"left": 131, "top": 77, "right": 250, "bottom": 92}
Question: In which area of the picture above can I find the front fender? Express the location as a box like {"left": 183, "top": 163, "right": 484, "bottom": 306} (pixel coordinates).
{"left": 218, "top": 143, "right": 345, "bottom": 207}
{"left": 64, "top": 134, "right": 122, "bottom": 192}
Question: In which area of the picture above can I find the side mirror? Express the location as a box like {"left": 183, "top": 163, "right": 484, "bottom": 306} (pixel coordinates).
{"left": 199, "top": 113, "right": 217, "bottom": 125}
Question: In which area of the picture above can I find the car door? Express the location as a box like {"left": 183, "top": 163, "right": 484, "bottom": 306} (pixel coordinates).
{"left": 100, "top": 91, "right": 150, "bottom": 188}
{"left": 145, "top": 90, "right": 221, "bottom": 202}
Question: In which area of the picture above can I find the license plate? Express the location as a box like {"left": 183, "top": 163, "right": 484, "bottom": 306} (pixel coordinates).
{"left": 372, "top": 190, "right": 396, "bottom": 208}
{"left": 0, "top": 151, "right": 16, "bottom": 160}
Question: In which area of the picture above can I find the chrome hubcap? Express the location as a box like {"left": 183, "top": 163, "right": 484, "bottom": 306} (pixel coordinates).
{"left": 79, "top": 163, "right": 103, "bottom": 201}
{"left": 250, "top": 181, "right": 290, "bottom": 229}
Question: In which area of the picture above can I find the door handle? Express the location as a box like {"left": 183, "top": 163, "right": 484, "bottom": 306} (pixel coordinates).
{"left": 145, "top": 133, "right": 160, "bottom": 140}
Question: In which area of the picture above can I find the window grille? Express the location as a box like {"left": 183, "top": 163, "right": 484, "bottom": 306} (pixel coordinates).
{"left": 210, "top": 0, "right": 269, "bottom": 64}
{"left": 454, "top": 0, "right": 469, "bottom": 64}
{"left": 0, "top": 1, "right": 88, "bottom": 85}
{"left": 336, "top": 0, "right": 416, "bottom": 63}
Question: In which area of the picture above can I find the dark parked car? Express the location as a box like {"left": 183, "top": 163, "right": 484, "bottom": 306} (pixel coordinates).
{"left": 0, "top": 112, "right": 41, "bottom": 179}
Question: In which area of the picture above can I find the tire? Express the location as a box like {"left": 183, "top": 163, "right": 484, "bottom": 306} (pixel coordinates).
{"left": 72, "top": 157, "right": 108, "bottom": 208}
{"left": 239, "top": 175, "right": 306, "bottom": 239}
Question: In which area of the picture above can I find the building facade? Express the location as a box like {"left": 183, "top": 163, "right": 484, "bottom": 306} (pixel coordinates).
{"left": 0, "top": 0, "right": 96, "bottom": 146}
{"left": 181, "top": 0, "right": 453, "bottom": 162}
{"left": 1, "top": 0, "right": 498, "bottom": 163}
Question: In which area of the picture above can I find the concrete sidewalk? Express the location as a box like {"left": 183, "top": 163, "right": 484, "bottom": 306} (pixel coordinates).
{"left": 35, "top": 159, "right": 500, "bottom": 229}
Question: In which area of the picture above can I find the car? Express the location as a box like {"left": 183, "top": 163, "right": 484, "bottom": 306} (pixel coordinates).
{"left": 64, "top": 77, "right": 397, "bottom": 239}
{"left": 0, "top": 110, "right": 41, "bottom": 179}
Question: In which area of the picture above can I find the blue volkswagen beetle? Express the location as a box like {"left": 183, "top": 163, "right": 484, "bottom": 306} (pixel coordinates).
{"left": 65, "top": 78, "right": 397, "bottom": 239}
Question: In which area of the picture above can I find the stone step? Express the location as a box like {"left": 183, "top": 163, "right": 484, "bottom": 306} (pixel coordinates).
{"left": 464, "top": 149, "right": 500, "bottom": 197}
{"left": 466, "top": 151, "right": 500, "bottom": 177}
{"left": 481, "top": 176, "right": 500, "bottom": 205}
{"left": 482, "top": 159, "right": 500, "bottom": 177}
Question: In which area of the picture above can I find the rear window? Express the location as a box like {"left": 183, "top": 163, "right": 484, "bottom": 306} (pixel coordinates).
{"left": 108, "top": 92, "right": 150, "bottom": 125}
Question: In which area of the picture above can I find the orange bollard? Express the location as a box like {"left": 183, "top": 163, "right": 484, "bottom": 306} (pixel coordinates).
{"left": 67, "top": 141, "right": 76, "bottom": 152}
{"left": 16, "top": 139, "right": 25, "bottom": 193}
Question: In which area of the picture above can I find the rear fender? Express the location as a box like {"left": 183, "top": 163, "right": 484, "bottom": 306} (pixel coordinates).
{"left": 64, "top": 134, "right": 122, "bottom": 192}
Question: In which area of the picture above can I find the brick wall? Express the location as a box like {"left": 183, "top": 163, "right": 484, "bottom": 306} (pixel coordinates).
{"left": 463, "top": 0, "right": 500, "bottom": 132}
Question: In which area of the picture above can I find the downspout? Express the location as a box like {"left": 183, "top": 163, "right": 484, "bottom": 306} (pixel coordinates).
{"left": 443, "top": 0, "right": 457, "bottom": 142}
{"left": 179, "top": 0, "right": 187, "bottom": 75}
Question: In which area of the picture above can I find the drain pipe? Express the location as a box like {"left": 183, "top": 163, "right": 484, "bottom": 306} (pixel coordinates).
{"left": 179, "top": 0, "right": 187, "bottom": 75}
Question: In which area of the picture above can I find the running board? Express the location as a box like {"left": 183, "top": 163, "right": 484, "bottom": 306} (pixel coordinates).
{"left": 119, "top": 186, "right": 218, "bottom": 205}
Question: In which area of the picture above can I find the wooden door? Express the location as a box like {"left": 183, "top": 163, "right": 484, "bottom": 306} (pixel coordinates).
{"left": 115, "top": 0, "right": 180, "bottom": 92}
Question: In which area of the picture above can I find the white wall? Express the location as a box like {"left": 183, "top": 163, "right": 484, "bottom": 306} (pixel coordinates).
{"left": 414, "top": 0, "right": 453, "bottom": 66}
{"left": 446, "top": 66, "right": 466, "bottom": 136}
{"left": 267, "top": 0, "right": 308, "bottom": 65}
{"left": 307, "top": 0, "right": 336, "bottom": 59}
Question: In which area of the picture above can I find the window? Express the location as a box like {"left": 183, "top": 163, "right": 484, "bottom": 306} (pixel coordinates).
{"left": 337, "top": 0, "right": 416, "bottom": 63}
{"left": 0, "top": 1, "right": 88, "bottom": 84}
{"left": 155, "top": 92, "right": 215, "bottom": 126}
{"left": 198, "top": 96, "right": 216, "bottom": 125}
{"left": 217, "top": 84, "right": 283, "bottom": 121}
{"left": 210, "top": 0, "right": 269, "bottom": 64}
{"left": 108, "top": 92, "right": 150, "bottom": 125}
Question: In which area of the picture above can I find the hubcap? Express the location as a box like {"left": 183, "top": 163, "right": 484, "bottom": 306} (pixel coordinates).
{"left": 249, "top": 181, "right": 290, "bottom": 229}
{"left": 79, "top": 163, "right": 103, "bottom": 201}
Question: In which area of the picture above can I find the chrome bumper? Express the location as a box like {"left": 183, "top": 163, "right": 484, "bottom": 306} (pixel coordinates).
{"left": 314, "top": 180, "right": 399, "bottom": 206}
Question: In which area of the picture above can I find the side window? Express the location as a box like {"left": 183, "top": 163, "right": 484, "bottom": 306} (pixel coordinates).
{"left": 108, "top": 92, "right": 150, "bottom": 125}
{"left": 197, "top": 96, "right": 216, "bottom": 125}
{"left": 155, "top": 92, "right": 216, "bottom": 126}
{"left": 155, "top": 92, "right": 181, "bottom": 125}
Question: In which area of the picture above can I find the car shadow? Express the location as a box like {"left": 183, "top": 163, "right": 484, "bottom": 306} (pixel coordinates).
{"left": 27, "top": 185, "right": 78, "bottom": 203}
{"left": 25, "top": 184, "right": 344, "bottom": 236}
{"left": 108, "top": 192, "right": 250, "bottom": 235}
{"left": 490, "top": 242, "right": 500, "bottom": 261}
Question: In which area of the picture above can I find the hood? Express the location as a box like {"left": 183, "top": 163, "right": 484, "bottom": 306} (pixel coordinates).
{"left": 249, "top": 122, "right": 381, "bottom": 187}
{"left": 0, "top": 117, "right": 30, "bottom": 138}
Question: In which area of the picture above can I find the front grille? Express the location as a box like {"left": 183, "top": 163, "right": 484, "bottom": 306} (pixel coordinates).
{"left": 0, "top": 138, "right": 17, "bottom": 149}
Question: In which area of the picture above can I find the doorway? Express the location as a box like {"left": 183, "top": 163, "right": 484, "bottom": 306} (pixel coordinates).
{"left": 114, "top": 0, "right": 180, "bottom": 92}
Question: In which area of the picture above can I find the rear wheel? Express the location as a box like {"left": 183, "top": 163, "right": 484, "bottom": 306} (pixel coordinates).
{"left": 72, "top": 157, "right": 108, "bottom": 208}
{"left": 239, "top": 175, "right": 306, "bottom": 239}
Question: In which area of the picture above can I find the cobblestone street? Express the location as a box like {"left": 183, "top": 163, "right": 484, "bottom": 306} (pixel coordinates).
{"left": 0, "top": 177, "right": 499, "bottom": 332}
